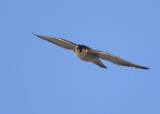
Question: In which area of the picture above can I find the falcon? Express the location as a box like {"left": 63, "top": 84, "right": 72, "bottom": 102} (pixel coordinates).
{"left": 34, "top": 33, "right": 149, "bottom": 69}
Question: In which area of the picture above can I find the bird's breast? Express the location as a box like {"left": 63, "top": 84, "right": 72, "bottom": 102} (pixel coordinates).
{"left": 75, "top": 49, "right": 87, "bottom": 58}
{"left": 75, "top": 49, "right": 97, "bottom": 62}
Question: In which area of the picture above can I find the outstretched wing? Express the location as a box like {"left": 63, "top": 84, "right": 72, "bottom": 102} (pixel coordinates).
{"left": 88, "top": 50, "right": 149, "bottom": 69}
{"left": 34, "top": 33, "right": 76, "bottom": 50}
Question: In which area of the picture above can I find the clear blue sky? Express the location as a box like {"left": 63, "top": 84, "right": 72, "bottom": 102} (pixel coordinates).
{"left": 0, "top": 0, "right": 160, "bottom": 114}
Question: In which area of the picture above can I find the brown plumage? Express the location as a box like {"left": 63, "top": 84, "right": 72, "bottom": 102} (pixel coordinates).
{"left": 34, "top": 33, "right": 149, "bottom": 69}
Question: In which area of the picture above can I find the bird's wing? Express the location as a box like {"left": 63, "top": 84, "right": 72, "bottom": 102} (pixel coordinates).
{"left": 88, "top": 50, "right": 149, "bottom": 69}
{"left": 34, "top": 33, "right": 76, "bottom": 50}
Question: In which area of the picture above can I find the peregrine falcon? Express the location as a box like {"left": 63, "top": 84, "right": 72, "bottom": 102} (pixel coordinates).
{"left": 34, "top": 33, "right": 149, "bottom": 69}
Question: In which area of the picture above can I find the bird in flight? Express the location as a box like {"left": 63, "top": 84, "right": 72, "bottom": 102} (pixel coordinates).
{"left": 34, "top": 33, "right": 149, "bottom": 69}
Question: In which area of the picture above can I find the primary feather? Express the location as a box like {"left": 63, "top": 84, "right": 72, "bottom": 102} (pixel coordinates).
{"left": 34, "top": 33, "right": 76, "bottom": 50}
{"left": 88, "top": 50, "right": 149, "bottom": 69}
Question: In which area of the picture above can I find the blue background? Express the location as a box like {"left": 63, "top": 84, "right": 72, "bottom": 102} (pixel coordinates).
{"left": 0, "top": 0, "right": 159, "bottom": 114}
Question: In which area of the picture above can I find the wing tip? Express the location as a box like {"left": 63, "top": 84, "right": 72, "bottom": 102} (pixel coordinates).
{"left": 32, "top": 32, "right": 40, "bottom": 37}
{"left": 32, "top": 32, "right": 48, "bottom": 40}
{"left": 137, "top": 66, "right": 149, "bottom": 70}
{"left": 32, "top": 32, "right": 36, "bottom": 35}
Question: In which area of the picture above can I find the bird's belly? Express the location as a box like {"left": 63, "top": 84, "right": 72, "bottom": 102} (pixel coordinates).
{"left": 75, "top": 51, "right": 97, "bottom": 62}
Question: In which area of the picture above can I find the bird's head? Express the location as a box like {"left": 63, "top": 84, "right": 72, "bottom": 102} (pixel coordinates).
{"left": 74, "top": 45, "right": 91, "bottom": 53}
